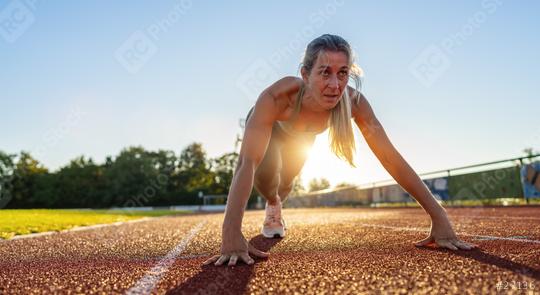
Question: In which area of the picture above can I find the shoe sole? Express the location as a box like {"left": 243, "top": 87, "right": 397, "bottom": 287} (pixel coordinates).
{"left": 261, "top": 227, "right": 285, "bottom": 238}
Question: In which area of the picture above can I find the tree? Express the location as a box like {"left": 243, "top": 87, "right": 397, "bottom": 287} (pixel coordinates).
{"left": 308, "top": 177, "right": 330, "bottom": 192}
{"left": 289, "top": 175, "right": 306, "bottom": 197}
{"left": 523, "top": 147, "right": 539, "bottom": 164}
{"left": 0, "top": 150, "right": 16, "bottom": 208}
{"left": 176, "top": 143, "right": 213, "bottom": 194}
{"left": 9, "top": 152, "right": 48, "bottom": 208}
{"left": 334, "top": 182, "right": 356, "bottom": 189}
{"left": 54, "top": 156, "right": 105, "bottom": 208}
{"left": 102, "top": 146, "right": 164, "bottom": 207}
{"left": 147, "top": 149, "right": 178, "bottom": 205}
{"left": 210, "top": 152, "right": 238, "bottom": 195}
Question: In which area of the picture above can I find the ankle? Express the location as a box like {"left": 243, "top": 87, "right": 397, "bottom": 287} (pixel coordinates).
{"left": 266, "top": 197, "right": 281, "bottom": 206}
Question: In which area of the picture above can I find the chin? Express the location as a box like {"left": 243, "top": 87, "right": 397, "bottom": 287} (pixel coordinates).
{"left": 321, "top": 103, "right": 337, "bottom": 111}
{"left": 328, "top": 104, "right": 339, "bottom": 110}
{"left": 328, "top": 99, "right": 341, "bottom": 109}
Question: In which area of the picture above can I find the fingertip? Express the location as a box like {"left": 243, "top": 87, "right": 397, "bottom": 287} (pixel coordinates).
{"left": 414, "top": 237, "right": 433, "bottom": 247}
{"left": 203, "top": 256, "right": 217, "bottom": 265}
{"left": 251, "top": 250, "right": 270, "bottom": 258}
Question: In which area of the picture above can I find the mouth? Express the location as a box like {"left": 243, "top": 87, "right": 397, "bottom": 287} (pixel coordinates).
{"left": 323, "top": 94, "right": 340, "bottom": 101}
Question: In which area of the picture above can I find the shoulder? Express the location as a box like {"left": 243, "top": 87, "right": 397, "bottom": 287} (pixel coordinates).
{"left": 256, "top": 76, "right": 302, "bottom": 117}
{"left": 265, "top": 76, "right": 303, "bottom": 104}
{"left": 347, "top": 85, "right": 374, "bottom": 125}
{"left": 252, "top": 76, "right": 302, "bottom": 123}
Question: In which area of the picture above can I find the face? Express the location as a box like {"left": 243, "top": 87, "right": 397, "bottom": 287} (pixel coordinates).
{"left": 302, "top": 50, "right": 350, "bottom": 111}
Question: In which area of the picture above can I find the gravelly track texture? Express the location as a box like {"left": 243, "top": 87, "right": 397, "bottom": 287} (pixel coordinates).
{"left": 1, "top": 207, "right": 539, "bottom": 294}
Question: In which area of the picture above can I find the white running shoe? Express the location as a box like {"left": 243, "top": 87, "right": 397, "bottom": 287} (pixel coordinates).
{"left": 261, "top": 199, "right": 285, "bottom": 238}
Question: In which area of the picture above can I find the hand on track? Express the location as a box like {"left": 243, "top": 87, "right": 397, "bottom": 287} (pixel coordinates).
{"left": 203, "top": 232, "right": 269, "bottom": 266}
{"left": 415, "top": 215, "right": 478, "bottom": 250}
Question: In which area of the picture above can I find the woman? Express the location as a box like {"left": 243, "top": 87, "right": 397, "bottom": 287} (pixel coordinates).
{"left": 204, "top": 34, "right": 477, "bottom": 267}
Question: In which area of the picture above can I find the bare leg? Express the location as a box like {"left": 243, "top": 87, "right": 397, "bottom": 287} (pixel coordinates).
{"left": 253, "top": 129, "right": 283, "bottom": 205}
{"left": 278, "top": 136, "right": 316, "bottom": 203}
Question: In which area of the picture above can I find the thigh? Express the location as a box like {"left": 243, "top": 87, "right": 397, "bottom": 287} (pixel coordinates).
{"left": 246, "top": 106, "right": 283, "bottom": 181}
{"left": 254, "top": 131, "right": 282, "bottom": 182}
{"left": 279, "top": 135, "right": 316, "bottom": 187}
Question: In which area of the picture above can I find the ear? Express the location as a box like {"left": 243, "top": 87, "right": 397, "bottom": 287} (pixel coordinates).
{"left": 301, "top": 66, "right": 309, "bottom": 83}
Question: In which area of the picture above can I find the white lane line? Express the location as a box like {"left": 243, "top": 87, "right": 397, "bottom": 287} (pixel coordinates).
{"left": 356, "top": 223, "right": 540, "bottom": 244}
{"left": 126, "top": 221, "right": 206, "bottom": 295}
{"left": 450, "top": 215, "right": 540, "bottom": 221}
{"left": 400, "top": 214, "right": 540, "bottom": 221}
{"left": 462, "top": 234, "right": 540, "bottom": 244}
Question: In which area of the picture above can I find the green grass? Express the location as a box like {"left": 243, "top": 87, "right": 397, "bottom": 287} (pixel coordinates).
{"left": 0, "top": 209, "right": 189, "bottom": 240}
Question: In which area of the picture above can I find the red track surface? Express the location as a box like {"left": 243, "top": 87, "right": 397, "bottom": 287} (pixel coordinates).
{"left": 1, "top": 207, "right": 539, "bottom": 294}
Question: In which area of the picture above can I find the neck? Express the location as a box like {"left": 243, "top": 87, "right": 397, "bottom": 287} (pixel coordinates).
{"left": 302, "top": 87, "right": 331, "bottom": 114}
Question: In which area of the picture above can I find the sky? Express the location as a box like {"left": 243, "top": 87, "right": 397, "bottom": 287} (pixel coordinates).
{"left": 1, "top": 0, "right": 539, "bottom": 188}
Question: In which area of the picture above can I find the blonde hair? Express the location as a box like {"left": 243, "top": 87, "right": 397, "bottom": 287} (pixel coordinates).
{"left": 301, "top": 34, "right": 363, "bottom": 167}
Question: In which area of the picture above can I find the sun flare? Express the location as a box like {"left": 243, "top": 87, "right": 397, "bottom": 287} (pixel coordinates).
{"left": 299, "top": 130, "right": 361, "bottom": 189}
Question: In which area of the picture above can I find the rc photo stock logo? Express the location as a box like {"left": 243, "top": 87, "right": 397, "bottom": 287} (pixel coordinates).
{"left": 408, "top": 0, "right": 503, "bottom": 87}
{"left": 114, "top": 0, "right": 192, "bottom": 74}
{"left": 408, "top": 45, "right": 452, "bottom": 88}
{"left": 236, "top": 59, "right": 280, "bottom": 102}
{"left": 115, "top": 30, "right": 159, "bottom": 74}
{"left": 0, "top": 0, "right": 37, "bottom": 43}
{"left": 235, "top": 0, "right": 345, "bottom": 102}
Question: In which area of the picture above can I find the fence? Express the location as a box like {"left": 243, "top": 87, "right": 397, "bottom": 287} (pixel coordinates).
{"left": 285, "top": 154, "right": 540, "bottom": 208}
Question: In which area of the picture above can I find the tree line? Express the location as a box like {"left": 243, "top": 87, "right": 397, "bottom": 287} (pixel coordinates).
{"left": 0, "top": 143, "right": 253, "bottom": 209}
{"left": 0, "top": 142, "right": 342, "bottom": 209}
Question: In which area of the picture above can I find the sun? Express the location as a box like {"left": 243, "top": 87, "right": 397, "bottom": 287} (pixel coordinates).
{"left": 299, "top": 130, "right": 361, "bottom": 188}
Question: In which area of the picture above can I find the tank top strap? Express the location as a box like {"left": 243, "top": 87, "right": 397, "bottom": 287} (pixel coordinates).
{"left": 290, "top": 83, "right": 304, "bottom": 122}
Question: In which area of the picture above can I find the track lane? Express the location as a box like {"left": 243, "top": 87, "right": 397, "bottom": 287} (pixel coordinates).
{"left": 0, "top": 207, "right": 538, "bottom": 294}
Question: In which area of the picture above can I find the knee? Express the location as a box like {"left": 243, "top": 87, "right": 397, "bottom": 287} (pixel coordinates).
{"left": 254, "top": 170, "right": 280, "bottom": 193}
{"left": 278, "top": 182, "right": 293, "bottom": 197}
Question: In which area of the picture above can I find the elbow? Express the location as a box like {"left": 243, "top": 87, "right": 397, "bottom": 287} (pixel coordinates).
{"left": 379, "top": 153, "right": 395, "bottom": 172}
{"left": 237, "top": 154, "right": 261, "bottom": 172}
{"left": 381, "top": 149, "right": 406, "bottom": 176}
{"left": 372, "top": 144, "right": 399, "bottom": 172}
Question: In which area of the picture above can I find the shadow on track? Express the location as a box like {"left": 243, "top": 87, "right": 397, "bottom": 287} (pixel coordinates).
{"left": 420, "top": 247, "right": 540, "bottom": 280}
{"left": 166, "top": 235, "right": 281, "bottom": 294}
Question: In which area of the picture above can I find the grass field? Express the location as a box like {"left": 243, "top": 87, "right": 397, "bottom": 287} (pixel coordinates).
{"left": 0, "top": 209, "right": 188, "bottom": 240}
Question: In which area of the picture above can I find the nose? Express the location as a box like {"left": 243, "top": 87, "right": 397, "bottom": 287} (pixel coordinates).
{"left": 327, "top": 74, "right": 339, "bottom": 89}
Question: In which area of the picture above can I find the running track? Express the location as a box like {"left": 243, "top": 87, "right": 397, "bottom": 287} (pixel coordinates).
{"left": 1, "top": 207, "right": 539, "bottom": 294}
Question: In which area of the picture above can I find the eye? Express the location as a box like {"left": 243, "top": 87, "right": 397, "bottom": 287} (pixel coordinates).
{"left": 320, "top": 70, "right": 329, "bottom": 77}
{"left": 338, "top": 70, "right": 348, "bottom": 76}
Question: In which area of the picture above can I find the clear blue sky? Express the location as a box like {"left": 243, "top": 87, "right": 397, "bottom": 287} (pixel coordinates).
{"left": 1, "top": 0, "right": 539, "bottom": 186}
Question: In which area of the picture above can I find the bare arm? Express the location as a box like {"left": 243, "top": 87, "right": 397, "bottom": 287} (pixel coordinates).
{"left": 350, "top": 92, "right": 445, "bottom": 219}
{"left": 205, "top": 77, "right": 297, "bottom": 266}
{"left": 222, "top": 90, "right": 278, "bottom": 234}
{"left": 350, "top": 88, "right": 476, "bottom": 250}
{"left": 223, "top": 76, "right": 299, "bottom": 233}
